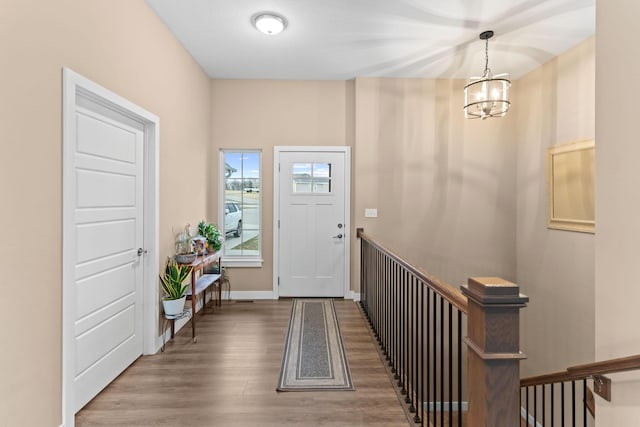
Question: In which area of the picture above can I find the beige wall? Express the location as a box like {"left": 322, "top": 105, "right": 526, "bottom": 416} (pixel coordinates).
{"left": 210, "top": 80, "right": 351, "bottom": 292}
{"left": 0, "top": 1, "right": 211, "bottom": 425}
{"left": 515, "top": 37, "right": 596, "bottom": 377}
{"left": 354, "top": 77, "right": 517, "bottom": 287}
{"left": 210, "top": 77, "right": 518, "bottom": 295}
{"left": 595, "top": 3, "right": 640, "bottom": 425}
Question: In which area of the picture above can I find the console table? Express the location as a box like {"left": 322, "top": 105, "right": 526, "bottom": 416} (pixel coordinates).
{"left": 179, "top": 250, "right": 222, "bottom": 342}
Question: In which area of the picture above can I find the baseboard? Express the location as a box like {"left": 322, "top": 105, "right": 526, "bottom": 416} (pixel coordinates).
{"left": 229, "top": 290, "right": 275, "bottom": 300}
{"left": 521, "top": 406, "right": 543, "bottom": 427}
{"left": 348, "top": 291, "right": 361, "bottom": 301}
{"left": 423, "top": 401, "right": 468, "bottom": 412}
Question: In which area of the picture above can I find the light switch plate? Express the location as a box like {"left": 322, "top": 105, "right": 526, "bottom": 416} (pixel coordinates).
{"left": 365, "top": 208, "right": 378, "bottom": 218}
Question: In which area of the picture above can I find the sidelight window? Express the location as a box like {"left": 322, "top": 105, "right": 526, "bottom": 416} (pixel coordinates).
{"left": 219, "top": 150, "right": 262, "bottom": 267}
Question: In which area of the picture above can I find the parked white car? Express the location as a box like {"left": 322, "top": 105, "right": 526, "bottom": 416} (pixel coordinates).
{"left": 224, "top": 201, "right": 242, "bottom": 237}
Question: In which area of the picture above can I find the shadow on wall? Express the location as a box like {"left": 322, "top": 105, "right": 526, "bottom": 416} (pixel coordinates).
{"left": 360, "top": 77, "right": 516, "bottom": 286}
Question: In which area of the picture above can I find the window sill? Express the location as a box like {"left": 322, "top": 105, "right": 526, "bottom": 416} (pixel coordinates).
{"left": 221, "top": 258, "right": 264, "bottom": 268}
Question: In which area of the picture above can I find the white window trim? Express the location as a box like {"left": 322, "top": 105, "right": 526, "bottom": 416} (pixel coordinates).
{"left": 218, "top": 149, "right": 263, "bottom": 267}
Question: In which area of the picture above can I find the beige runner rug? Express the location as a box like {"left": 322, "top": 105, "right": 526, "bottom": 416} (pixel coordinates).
{"left": 277, "top": 299, "right": 355, "bottom": 391}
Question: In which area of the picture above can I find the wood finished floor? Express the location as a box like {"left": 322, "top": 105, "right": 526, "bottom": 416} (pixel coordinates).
{"left": 76, "top": 299, "right": 412, "bottom": 426}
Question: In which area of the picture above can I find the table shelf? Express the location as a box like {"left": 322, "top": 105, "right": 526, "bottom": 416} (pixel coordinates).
{"left": 172, "top": 250, "right": 222, "bottom": 342}
{"left": 186, "top": 273, "right": 222, "bottom": 296}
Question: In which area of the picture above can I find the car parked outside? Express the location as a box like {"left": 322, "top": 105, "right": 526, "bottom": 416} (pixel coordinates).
{"left": 224, "top": 201, "right": 242, "bottom": 237}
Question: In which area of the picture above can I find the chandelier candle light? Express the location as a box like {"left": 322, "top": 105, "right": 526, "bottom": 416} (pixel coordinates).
{"left": 464, "top": 30, "right": 511, "bottom": 119}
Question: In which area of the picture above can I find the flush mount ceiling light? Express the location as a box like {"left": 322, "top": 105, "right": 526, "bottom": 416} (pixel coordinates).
{"left": 253, "top": 13, "right": 287, "bottom": 35}
{"left": 464, "top": 31, "right": 511, "bottom": 120}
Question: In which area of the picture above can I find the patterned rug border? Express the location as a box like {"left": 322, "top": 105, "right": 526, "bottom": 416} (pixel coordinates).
{"left": 277, "top": 298, "right": 355, "bottom": 392}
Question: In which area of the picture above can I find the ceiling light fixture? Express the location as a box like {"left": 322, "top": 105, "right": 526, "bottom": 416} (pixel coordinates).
{"left": 464, "top": 31, "right": 511, "bottom": 120}
{"left": 253, "top": 13, "right": 287, "bottom": 35}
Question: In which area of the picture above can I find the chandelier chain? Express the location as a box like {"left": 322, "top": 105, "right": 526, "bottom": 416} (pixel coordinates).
{"left": 484, "top": 37, "right": 490, "bottom": 75}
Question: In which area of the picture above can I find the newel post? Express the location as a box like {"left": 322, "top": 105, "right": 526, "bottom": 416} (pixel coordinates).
{"left": 461, "top": 277, "right": 529, "bottom": 427}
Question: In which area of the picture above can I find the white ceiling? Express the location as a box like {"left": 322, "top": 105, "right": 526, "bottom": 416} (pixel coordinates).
{"left": 145, "top": 0, "right": 595, "bottom": 80}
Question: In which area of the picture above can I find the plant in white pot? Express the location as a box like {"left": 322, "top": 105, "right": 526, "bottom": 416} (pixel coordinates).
{"left": 160, "top": 257, "right": 192, "bottom": 316}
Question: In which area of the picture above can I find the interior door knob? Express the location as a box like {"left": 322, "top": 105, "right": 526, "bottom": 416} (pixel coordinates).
{"left": 332, "top": 234, "right": 343, "bottom": 239}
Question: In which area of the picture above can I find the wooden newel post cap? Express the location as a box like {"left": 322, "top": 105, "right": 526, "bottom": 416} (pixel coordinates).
{"left": 461, "top": 277, "right": 529, "bottom": 306}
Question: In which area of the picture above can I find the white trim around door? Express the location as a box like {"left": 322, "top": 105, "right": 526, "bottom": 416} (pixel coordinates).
{"left": 62, "top": 68, "right": 159, "bottom": 427}
{"left": 273, "top": 146, "right": 351, "bottom": 299}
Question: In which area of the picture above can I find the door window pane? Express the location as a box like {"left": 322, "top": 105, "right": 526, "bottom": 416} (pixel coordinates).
{"left": 292, "top": 162, "right": 331, "bottom": 193}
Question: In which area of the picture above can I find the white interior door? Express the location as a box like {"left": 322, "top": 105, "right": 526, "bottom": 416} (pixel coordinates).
{"left": 71, "top": 104, "right": 144, "bottom": 411}
{"left": 277, "top": 149, "right": 349, "bottom": 297}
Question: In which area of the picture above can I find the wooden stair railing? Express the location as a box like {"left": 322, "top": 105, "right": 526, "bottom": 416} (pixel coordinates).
{"left": 520, "top": 354, "right": 640, "bottom": 425}
{"left": 357, "top": 228, "right": 529, "bottom": 427}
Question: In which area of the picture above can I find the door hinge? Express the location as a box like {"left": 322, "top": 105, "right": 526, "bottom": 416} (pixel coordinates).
{"left": 278, "top": 220, "right": 280, "bottom": 228}
{"left": 279, "top": 163, "right": 281, "bottom": 172}
{"left": 278, "top": 276, "right": 280, "bottom": 285}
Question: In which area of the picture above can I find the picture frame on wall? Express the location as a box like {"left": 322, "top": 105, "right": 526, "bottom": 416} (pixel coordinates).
{"left": 547, "top": 139, "right": 595, "bottom": 233}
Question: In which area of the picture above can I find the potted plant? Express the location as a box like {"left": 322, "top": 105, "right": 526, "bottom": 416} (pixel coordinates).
{"left": 160, "top": 257, "right": 192, "bottom": 316}
{"left": 198, "top": 220, "right": 222, "bottom": 253}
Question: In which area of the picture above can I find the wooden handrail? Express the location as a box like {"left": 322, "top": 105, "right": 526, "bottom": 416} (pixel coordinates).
{"left": 357, "top": 228, "right": 468, "bottom": 314}
{"left": 520, "top": 354, "right": 640, "bottom": 387}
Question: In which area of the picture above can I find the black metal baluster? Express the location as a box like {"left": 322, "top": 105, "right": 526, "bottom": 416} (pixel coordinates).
{"left": 448, "top": 303, "right": 452, "bottom": 427}
{"left": 389, "top": 261, "right": 395, "bottom": 371}
{"left": 405, "top": 277, "right": 418, "bottom": 412}
{"left": 582, "top": 379, "right": 587, "bottom": 427}
{"left": 392, "top": 262, "right": 397, "bottom": 374}
{"left": 440, "top": 296, "right": 444, "bottom": 427}
{"left": 394, "top": 262, "right": 399, "bottom": 376}
{"left": 457, "top": 309, "right": 462, "bottom": 427}
{"left": 368, "top": 242, "right": 372, "bottom": 315}
{"left": 359, "top": 239, "right": 364, "bottom": 312}
{"left": 543, "top": 383, "right": 546, "bottom": 426}
{"left": 398, "top": 265, "right": 402, "bottom": 381}
{"left": 572, "top": 381, "right": 576, "bottom": 427}
{"left": 387, "top": 258, "right": 392, "bottom": 364}
{"left": 425, "top": 288, "right": 431, "bottom": 423}
{"left": 408, "top": 277, "right": 414, "bottom": 404}
{"left": 377, "top": 249, "right": 381, "bottom": 339}
{"left": 416, "top": 280, "right": 423, "bottom": 425}
{"left": 561, "top": 382, "right": 565, "bottom": 427}
{"left": 402, "top": 272, "right": 408, "bottom": 396}
{"left": 432, "top": 293, "right": 437, "bottom": 426}
{"left": 383, "top": 256, "right": 388, "bottom": 358}
{"left": 370, "top": 244, "right": 376, "bottom": 327}
{"left": 413, "top": 280, "right": 424, "bottom": 423}
{"left": 526, "top": 386, "right": 529, "bottom": 425}
{"left": 551, "top": 382, "right": 555, "bottom": 427}
{"left": 365, "top": 241, "right": 369, "bottom": 312}
{"left": 534, "top": 384, "right": 537, "bottom": 425}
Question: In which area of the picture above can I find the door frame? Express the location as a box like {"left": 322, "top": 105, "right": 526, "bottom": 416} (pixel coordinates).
{"left": 273, "top": 146, "right": 351, "bottom": 299}
{"left": 62, "top": 68, "right": 159, "bottom": 426}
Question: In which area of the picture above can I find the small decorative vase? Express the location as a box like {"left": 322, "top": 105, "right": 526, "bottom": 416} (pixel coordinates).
{"left": 162, "top": 296, "right": 186, "bottom": 316}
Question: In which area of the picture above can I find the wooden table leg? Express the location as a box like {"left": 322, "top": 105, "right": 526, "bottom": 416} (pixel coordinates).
{"left": 191, "top": 272, "right": 197, "bottom": 342}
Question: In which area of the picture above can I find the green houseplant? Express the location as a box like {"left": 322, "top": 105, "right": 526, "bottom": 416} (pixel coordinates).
{"left": 198, "top": 220, "right": 222, "bottom": 253}
{"left": 160, "top": 257, "right": 192, "bottom": 316}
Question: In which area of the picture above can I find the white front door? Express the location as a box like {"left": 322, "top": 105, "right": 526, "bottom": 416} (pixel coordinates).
{"left": 276, "top": 148, "right": 350, "bottom": 297}
{"left": 70, "top": 102, "right": 144, "bottom": 411}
